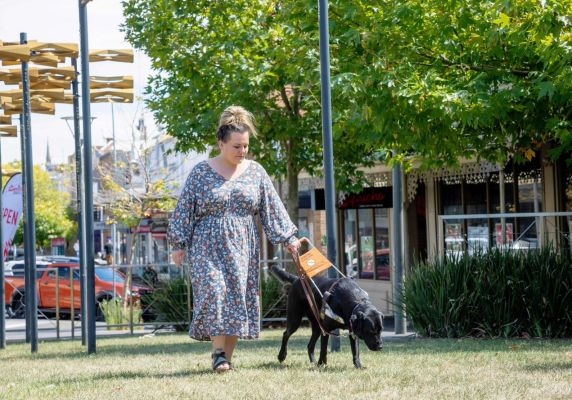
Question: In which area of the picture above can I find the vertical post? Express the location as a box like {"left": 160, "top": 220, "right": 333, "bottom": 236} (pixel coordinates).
{"left": 111, "top": 103, "right": 118, "bottom": 266}
{"left": 499, "top": 166, "right": 506, "bottom": 248}
{"left": 317, "top": 0, "right": 340, "bottom": 351}
{"left": 18, "top": 114, "right": 30, "bottom": 344}
{"left": 21, "top": 32, "right": 38, "bottom": 353}
{"left": 78, "top": 1, "right": 96, "bottom": 354}
{"left": 0, "top": 136, "right": 5, "bottom": 349}
{"left": 71, "top": 58, "right": 87, "bottom": 346}
{"left": 392, "top": 159, "right": 406, "bottom": 334}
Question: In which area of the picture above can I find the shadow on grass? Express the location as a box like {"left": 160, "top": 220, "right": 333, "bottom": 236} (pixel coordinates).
{"left": 2, "top": 331, "right": 570, "bottom": 363}
{"left": 522, "top": 362, "right": 572, "bottom": 372}
{"left": 0, "top": 333, "right": 310, "bottom": 362}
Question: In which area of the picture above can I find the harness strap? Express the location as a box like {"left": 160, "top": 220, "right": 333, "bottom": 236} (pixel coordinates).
{"left": 292, "top": 251, "right": 329, "bottom": 336}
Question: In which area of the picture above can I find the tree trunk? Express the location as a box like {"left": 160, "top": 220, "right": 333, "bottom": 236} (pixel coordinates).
{"left": 286, "top": 148, "right": 299, "bottom": 228}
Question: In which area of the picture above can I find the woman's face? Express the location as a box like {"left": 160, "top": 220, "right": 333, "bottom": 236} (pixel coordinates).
{"left": 218, "top": 130, "right": 249, "bottom": 165}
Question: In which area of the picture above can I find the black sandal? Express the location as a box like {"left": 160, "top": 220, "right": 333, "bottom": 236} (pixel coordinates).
{"left": 212, "top": 351, "right": 230, "bottom": 373}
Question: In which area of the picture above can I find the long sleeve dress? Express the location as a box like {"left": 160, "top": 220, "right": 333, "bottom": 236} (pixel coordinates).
{"left": 168, "top": 160, "right": 297, "bottom": 340}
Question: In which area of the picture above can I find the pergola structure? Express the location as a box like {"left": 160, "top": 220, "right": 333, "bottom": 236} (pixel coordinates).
{"left": 0, "top": 20, "right": 134, "bottom": 355}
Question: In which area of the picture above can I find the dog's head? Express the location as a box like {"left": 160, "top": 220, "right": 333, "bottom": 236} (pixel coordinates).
{"left": 350, "top": 306, "right": 384, "bottom": 351}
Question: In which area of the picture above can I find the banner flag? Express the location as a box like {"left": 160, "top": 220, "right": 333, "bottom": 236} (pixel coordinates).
{"left": 2, "top": 173, "right": 23, "bottom": 260}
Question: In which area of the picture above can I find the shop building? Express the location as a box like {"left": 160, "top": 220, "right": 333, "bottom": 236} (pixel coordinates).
{"left": 299, "top": 153, "right": 572, "bottom": 315}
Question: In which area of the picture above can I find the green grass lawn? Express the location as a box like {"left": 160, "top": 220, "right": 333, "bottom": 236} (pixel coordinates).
{"left": 0, "top": 328, "right": 571, "bottom": 400}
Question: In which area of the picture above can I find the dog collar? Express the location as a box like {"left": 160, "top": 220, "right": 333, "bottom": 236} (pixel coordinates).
{"left": 350, "top": 301, "right": 362, "bottom": 339}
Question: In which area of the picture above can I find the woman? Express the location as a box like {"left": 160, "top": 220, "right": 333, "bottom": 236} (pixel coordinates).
{"left": 168, "top": 106, "right": 300, "bottom": 373}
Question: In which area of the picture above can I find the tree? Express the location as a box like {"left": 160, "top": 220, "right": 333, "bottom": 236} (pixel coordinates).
{"left": 10, "top": 163, "right": 74, "bottom": 251}
{"left": 121, "top": 0, "right": 377, "bottom": 224}
{"left": 324, "top": 0, "right": 572, "bottom": 168}
{"left": 123, "top": 0, "right": 572, "bottom": 209}
{"left": 97, "top": 134, "right": 178, "bottom": 297}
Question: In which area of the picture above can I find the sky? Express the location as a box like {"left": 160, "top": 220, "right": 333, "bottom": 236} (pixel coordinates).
{"left": 0, "top": 0, "right": 157, "bottom": 165}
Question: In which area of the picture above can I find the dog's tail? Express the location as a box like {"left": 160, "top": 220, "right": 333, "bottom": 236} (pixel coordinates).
{"left": 270, "top": 265, "right": 298, "bottom": 284}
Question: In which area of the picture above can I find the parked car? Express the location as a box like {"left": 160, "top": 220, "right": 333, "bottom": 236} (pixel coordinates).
{"left": 4, "top": 260, "right": 51, "bottom": 278}
{"left": 3, "top": 263, "right": 153, "bottom": 321}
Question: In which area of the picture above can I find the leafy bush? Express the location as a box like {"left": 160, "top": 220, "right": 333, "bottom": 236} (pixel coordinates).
{"left": 100, "top": 298, "right": 143, "bottom": 330}
{"left": 404, "top": 247, "right": 572, "bottom": 338}
{"left": 148, "top": 272, "right": 288, "bottom": 330}
{"left": 261, "top": 273, "right": 288, "bottom": 320}
{"left": 149, "top": 277, "right": 191, "bottom": 331}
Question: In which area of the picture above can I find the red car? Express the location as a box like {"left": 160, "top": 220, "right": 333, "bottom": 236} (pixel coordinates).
{"left": 4, "top": 263, "right": 153, "bottom": 320}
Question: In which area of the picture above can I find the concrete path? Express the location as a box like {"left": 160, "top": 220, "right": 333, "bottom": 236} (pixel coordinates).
{"left": 3, "top": 317, "right": 417, "bottom": 344}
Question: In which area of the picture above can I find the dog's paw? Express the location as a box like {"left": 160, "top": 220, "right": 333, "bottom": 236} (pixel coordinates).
{"left": 278, "top": 352, "right": 286, "bottom": 363}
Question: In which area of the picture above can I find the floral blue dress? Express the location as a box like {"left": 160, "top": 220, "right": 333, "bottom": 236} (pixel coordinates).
{"left": 168, "top": 160, "right": 297, "bottom": 341}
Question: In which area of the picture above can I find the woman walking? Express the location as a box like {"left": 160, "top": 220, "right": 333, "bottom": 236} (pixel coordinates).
{"left": 168, "top": 106, "right": 300, "bottom": 373}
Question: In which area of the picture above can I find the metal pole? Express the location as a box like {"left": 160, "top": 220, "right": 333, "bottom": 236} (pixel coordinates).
{"left": 499, "top": 166, "right": 506, "bottom": 248}
{"left": 71, "top": 58, "right": 87, "bottom": 345}
{"left": 392, "top": 160, "right": 406, "bottom": 334}
{"left": 111, "top": 103, "right": 118, "bottom": 267}
{"left": 0, "top": 136, "right": 5, "bottom": 349}
{"left": 318, "top": 0, "right": 340, "bottom": 352}
{"left": 21, "top": 32, "right": 38, "bottom": 353}
{"left": 18, "top": 114, "right": 30, "bottom": 344}
{"left": 78, "top": 1, "right": 96, "bottom": 354}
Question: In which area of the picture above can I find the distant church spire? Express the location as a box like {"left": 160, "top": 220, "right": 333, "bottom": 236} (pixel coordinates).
{"left": 45, "top": 140, "right": 52, "bottom": 171}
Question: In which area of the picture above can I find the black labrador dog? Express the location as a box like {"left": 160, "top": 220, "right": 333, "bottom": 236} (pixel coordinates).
{"left": 272, "top": 267, "right": 383, "bottom": 368}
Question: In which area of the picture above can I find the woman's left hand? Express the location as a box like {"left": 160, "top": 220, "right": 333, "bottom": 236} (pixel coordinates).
{"left": 286, "top": 238, "right": 301, "bottom": 254}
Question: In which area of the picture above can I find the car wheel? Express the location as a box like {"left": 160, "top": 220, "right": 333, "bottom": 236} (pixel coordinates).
{"left": 11, "top": 293, "right": 26, "bottom": 319}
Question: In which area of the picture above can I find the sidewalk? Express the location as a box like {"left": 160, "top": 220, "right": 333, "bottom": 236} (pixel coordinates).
{"left": 3, "top": 317, "right": 417, "bottom": 343}
{"left": 4, "top": 318, "right": 159, "bottom": 343}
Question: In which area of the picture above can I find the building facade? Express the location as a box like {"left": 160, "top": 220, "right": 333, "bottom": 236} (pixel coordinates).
{"left": 299, "top": 153, "right": 572, "bottom": 315}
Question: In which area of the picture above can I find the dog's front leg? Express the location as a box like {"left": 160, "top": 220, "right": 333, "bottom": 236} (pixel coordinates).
{"left": 307, "top": 326, "right": 321, "bottom": 364}
{"left": 317, "top": 334, "right": 329, "bottom": 367}
{"left": 349, "top": 335, "right": 362, "bottom": 369}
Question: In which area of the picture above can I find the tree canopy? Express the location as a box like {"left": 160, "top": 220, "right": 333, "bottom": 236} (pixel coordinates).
{"left": 327, "top": 0, "right": 572, "bottom": 167}
{"left": 8, "top": 163, "right": 74, "bottom": 250}
{"left": 122, "top": 0, "right": 572, "bottom": 188}
{"left": 121, "top": 0, "right": 379, "bottom": 223}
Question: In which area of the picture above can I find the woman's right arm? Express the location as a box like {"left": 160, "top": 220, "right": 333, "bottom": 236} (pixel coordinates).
{"left": 168, "top": 172, "right": 197, "bottom": 266}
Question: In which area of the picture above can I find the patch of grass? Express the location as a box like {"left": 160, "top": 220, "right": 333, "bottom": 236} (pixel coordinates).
{"left": 0, "top": 329, "right": 570, "bottom": 399}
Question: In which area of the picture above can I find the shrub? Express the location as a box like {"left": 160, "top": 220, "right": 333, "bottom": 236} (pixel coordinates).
{"left": 261, "top": 273, "right": 288, "bottom": 320}
{"left": 404, "top": 247, "right": 572, "bottom": 338}
{"left": 149, "top": 277, "right": 191, "bottom": 331}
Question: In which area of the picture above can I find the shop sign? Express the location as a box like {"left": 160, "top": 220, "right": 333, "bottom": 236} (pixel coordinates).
{"left": 2, "top": 173, "right": 23, "bottom": 260}
{"left": 338, "top": 187, "right": 393, "bottom": 209}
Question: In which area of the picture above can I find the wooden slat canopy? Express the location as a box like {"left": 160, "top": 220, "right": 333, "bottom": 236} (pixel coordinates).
{"left": 0, "top": 125, "right": 17, "bottom": 137}
{"left": 0, "top": 97, "right": 55, "bottom": 115}
{"left": 90, "top": 88, "right": 133, "bottom": 103}
{"left": 90, "top": 75, "right": 133, "bottom": 89}
{"left": 89, "top": 49, "right": 133, "bottom": 63}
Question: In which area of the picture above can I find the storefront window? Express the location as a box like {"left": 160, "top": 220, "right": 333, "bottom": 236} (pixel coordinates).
{"left": 358, "top": 209, "right": 374, "bottom": 279}
{"left": 440, "top": 165, "right": 543, "bottom": 254}
{"left": 344, "top": 209, "right": 358, "bottom": 278}
{"left": 374, "top": 209, "right": 390, "bottom": 280}
{"left": 343, "top": 207, "right": 392, "bottom": 281}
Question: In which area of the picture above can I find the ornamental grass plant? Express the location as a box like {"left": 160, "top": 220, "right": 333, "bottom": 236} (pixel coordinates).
{"left": 148, "top": 277, "right": 191, "bottom": 331}
{"left": 99, "top": 298, "right": 143, "bottom": 330}
{"left": 404, "top": 247, "right": 572, "bottom": 338}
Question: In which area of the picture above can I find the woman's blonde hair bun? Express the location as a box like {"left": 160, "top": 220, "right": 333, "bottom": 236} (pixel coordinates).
{"left": 217, "top": 105, "right": 258, "bottom": 142}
